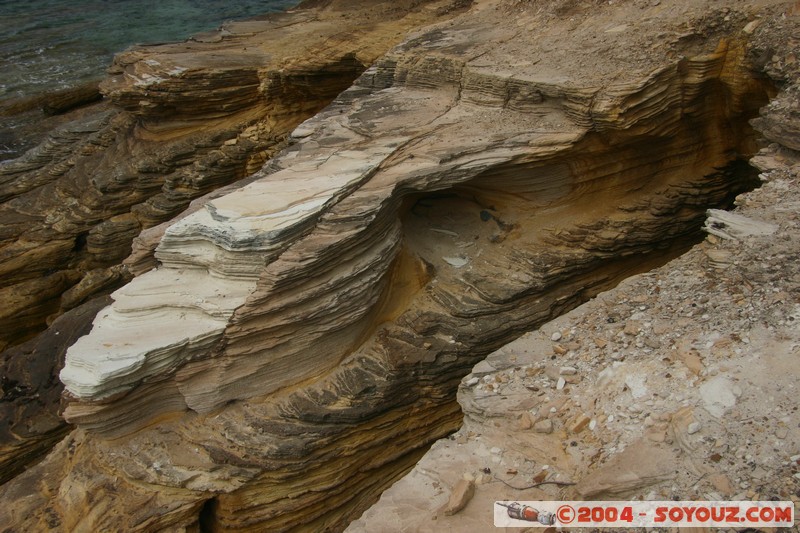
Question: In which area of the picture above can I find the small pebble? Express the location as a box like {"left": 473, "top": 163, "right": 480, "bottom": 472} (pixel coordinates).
{"left": 687, "top": 422, "right": 701, "bottom": 435}
{"left": 551, "top": 331, "right": 562, "bottom": 342}
{"left": 534, "top": 419, "right": 554, "bottom": 434}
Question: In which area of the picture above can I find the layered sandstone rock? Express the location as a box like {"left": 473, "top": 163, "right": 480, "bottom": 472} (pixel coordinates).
{"left": 0, "top": 0, "right": 469, "bottom": 352}
{"left": 0, "top": 0, "right": 472, "bottom": 484}
{"left": 349, "top": 7, "right": 800, "bottom": 530}
{"left": 350, "top": 96, "right": 800, "bottom": 533}
{"left": 2, "top": 0, "right": 796, "bottom": 531}
{"left": 0, "top": 296, "right": 110, "bottom": 485}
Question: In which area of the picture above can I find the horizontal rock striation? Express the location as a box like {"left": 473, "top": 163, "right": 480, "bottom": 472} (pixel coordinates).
{"left": 0, "top": 0, "right": 467, "bottom": 353}
{"left": 349, "top": 27, "right": 800, "bottom": 527}
{"left": 0, "top": 296, "right": 110, "bottom": 485}
{"left": 60, "top": 136, "right": 404, "bottom": 406}
{"left": 0, "top": 0, "right": 472, "bottom": 488}
{"left": 2, "top": 0, "right": 792, "bottom": 531}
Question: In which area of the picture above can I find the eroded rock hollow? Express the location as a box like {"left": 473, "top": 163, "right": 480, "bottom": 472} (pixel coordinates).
{"left": 1, "top": 0, "right": 794, "bottom": 531}
{"left": 0, "top": 0, "right": 471, "bottom": 352}
{"left": 0, "top": 0, "right": 471, "bottom": 485}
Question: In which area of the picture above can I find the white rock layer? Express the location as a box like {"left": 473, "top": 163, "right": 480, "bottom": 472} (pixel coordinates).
{"left": 60, "top": 131, "right": 403, "bottom": 400}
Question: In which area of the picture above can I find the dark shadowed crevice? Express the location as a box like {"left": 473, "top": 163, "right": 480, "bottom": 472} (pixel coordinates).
{"left": 198, "top": 497, "right": 219, "bottom": 533}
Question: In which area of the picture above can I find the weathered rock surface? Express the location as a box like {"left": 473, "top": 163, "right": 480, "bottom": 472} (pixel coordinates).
{"left": 62, "top": 0, "right": 774, "bottom": 431}
{"left": 2, "top": 0, "right": 799, "bottom": 532}
{"left": 348, "top": 7, "right": 800, "bottom": 529}
{"left": 0, "top": 0, "right": 467, "bottom": 351}
{"left": 0, "top": 0, "right": 472, "bottom": 491}
{"left": 0, "top": 81, "right": 105, "bottom": 162}
{"left": 350, "top": 148, "right": 800, "bottom": 530}
{"left": 0, "top": 296, "right": 110, "bottom": 485}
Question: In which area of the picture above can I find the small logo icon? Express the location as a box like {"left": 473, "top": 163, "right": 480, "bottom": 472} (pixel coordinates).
{"left": 557, "top": 504, "right": 576, "bottom": 524}
{"left": 496, "top": 502, "right": 556, "bottom": 525}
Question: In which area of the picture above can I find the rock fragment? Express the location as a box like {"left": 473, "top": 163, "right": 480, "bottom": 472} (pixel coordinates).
{"left": 699, "top": 377, "right": 738, "bottom": 417}
{"left": 704, "top": 210, "right": 778, "bottom": 240}
{"left": 517, "top": 412, "right": 533, "bottom": 430}
{"left": 442, "top": 479, "right": 475, "bottom": 516}
{"left": 576, "top": 442, "right": 677, "bottom": 499}
{"left": 570, "top": 415, "right": 591, "bottom": 434}
{"left": 624, "top": 320, "right": 642, "bottom": 335}
{"left": 534, "top": 419, "right": 554, "bottom": 434}
{"left": 677, "top": 347, "right": 704, "bottom": 376}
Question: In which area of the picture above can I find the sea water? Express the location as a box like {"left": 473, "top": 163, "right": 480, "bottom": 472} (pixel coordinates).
{"left": 0, "top": 0, "right": 299, "bottom": 101}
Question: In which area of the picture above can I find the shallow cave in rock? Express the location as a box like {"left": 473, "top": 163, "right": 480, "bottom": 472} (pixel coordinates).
{"left": 374, "top": 63, "right": 774, "bottom": 518}
{"left": 3, "top": 2, "right": 795, "bottom": 529}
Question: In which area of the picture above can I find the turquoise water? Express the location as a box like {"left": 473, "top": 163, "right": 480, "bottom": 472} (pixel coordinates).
{"left": 0, "top": 0, "right": 299, "bottom": 100}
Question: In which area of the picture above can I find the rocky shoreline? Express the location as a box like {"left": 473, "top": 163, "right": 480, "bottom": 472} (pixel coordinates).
{"left": 0, "top": 0, "right": 470, "bottom": 487}
{"left": 1, "top": 0, "right": 798, "bottom": 531}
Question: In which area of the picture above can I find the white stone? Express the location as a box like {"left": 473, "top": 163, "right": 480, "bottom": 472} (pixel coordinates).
{"left": 290, "top": 119, "right": 317, "bottom": 138}
{"left": 443, "top": 256, "right": 468, "bottom": 268}
{"left": 624, "top": 373, "right": 648, "bottom": 399}
{"left": 550, "top": 331, "right": 562, "bottom": 341}
{"left": 597, "top": 365, "right": 617, "bottom": 387}
{"left": 743, "top": 20, "right": 761, "bottom": 34}
{"left": 699, "top": 376, "right": 738, "bottom": 418}
{"left": 704, "top": 209, "right": 778, "bottom": 241}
